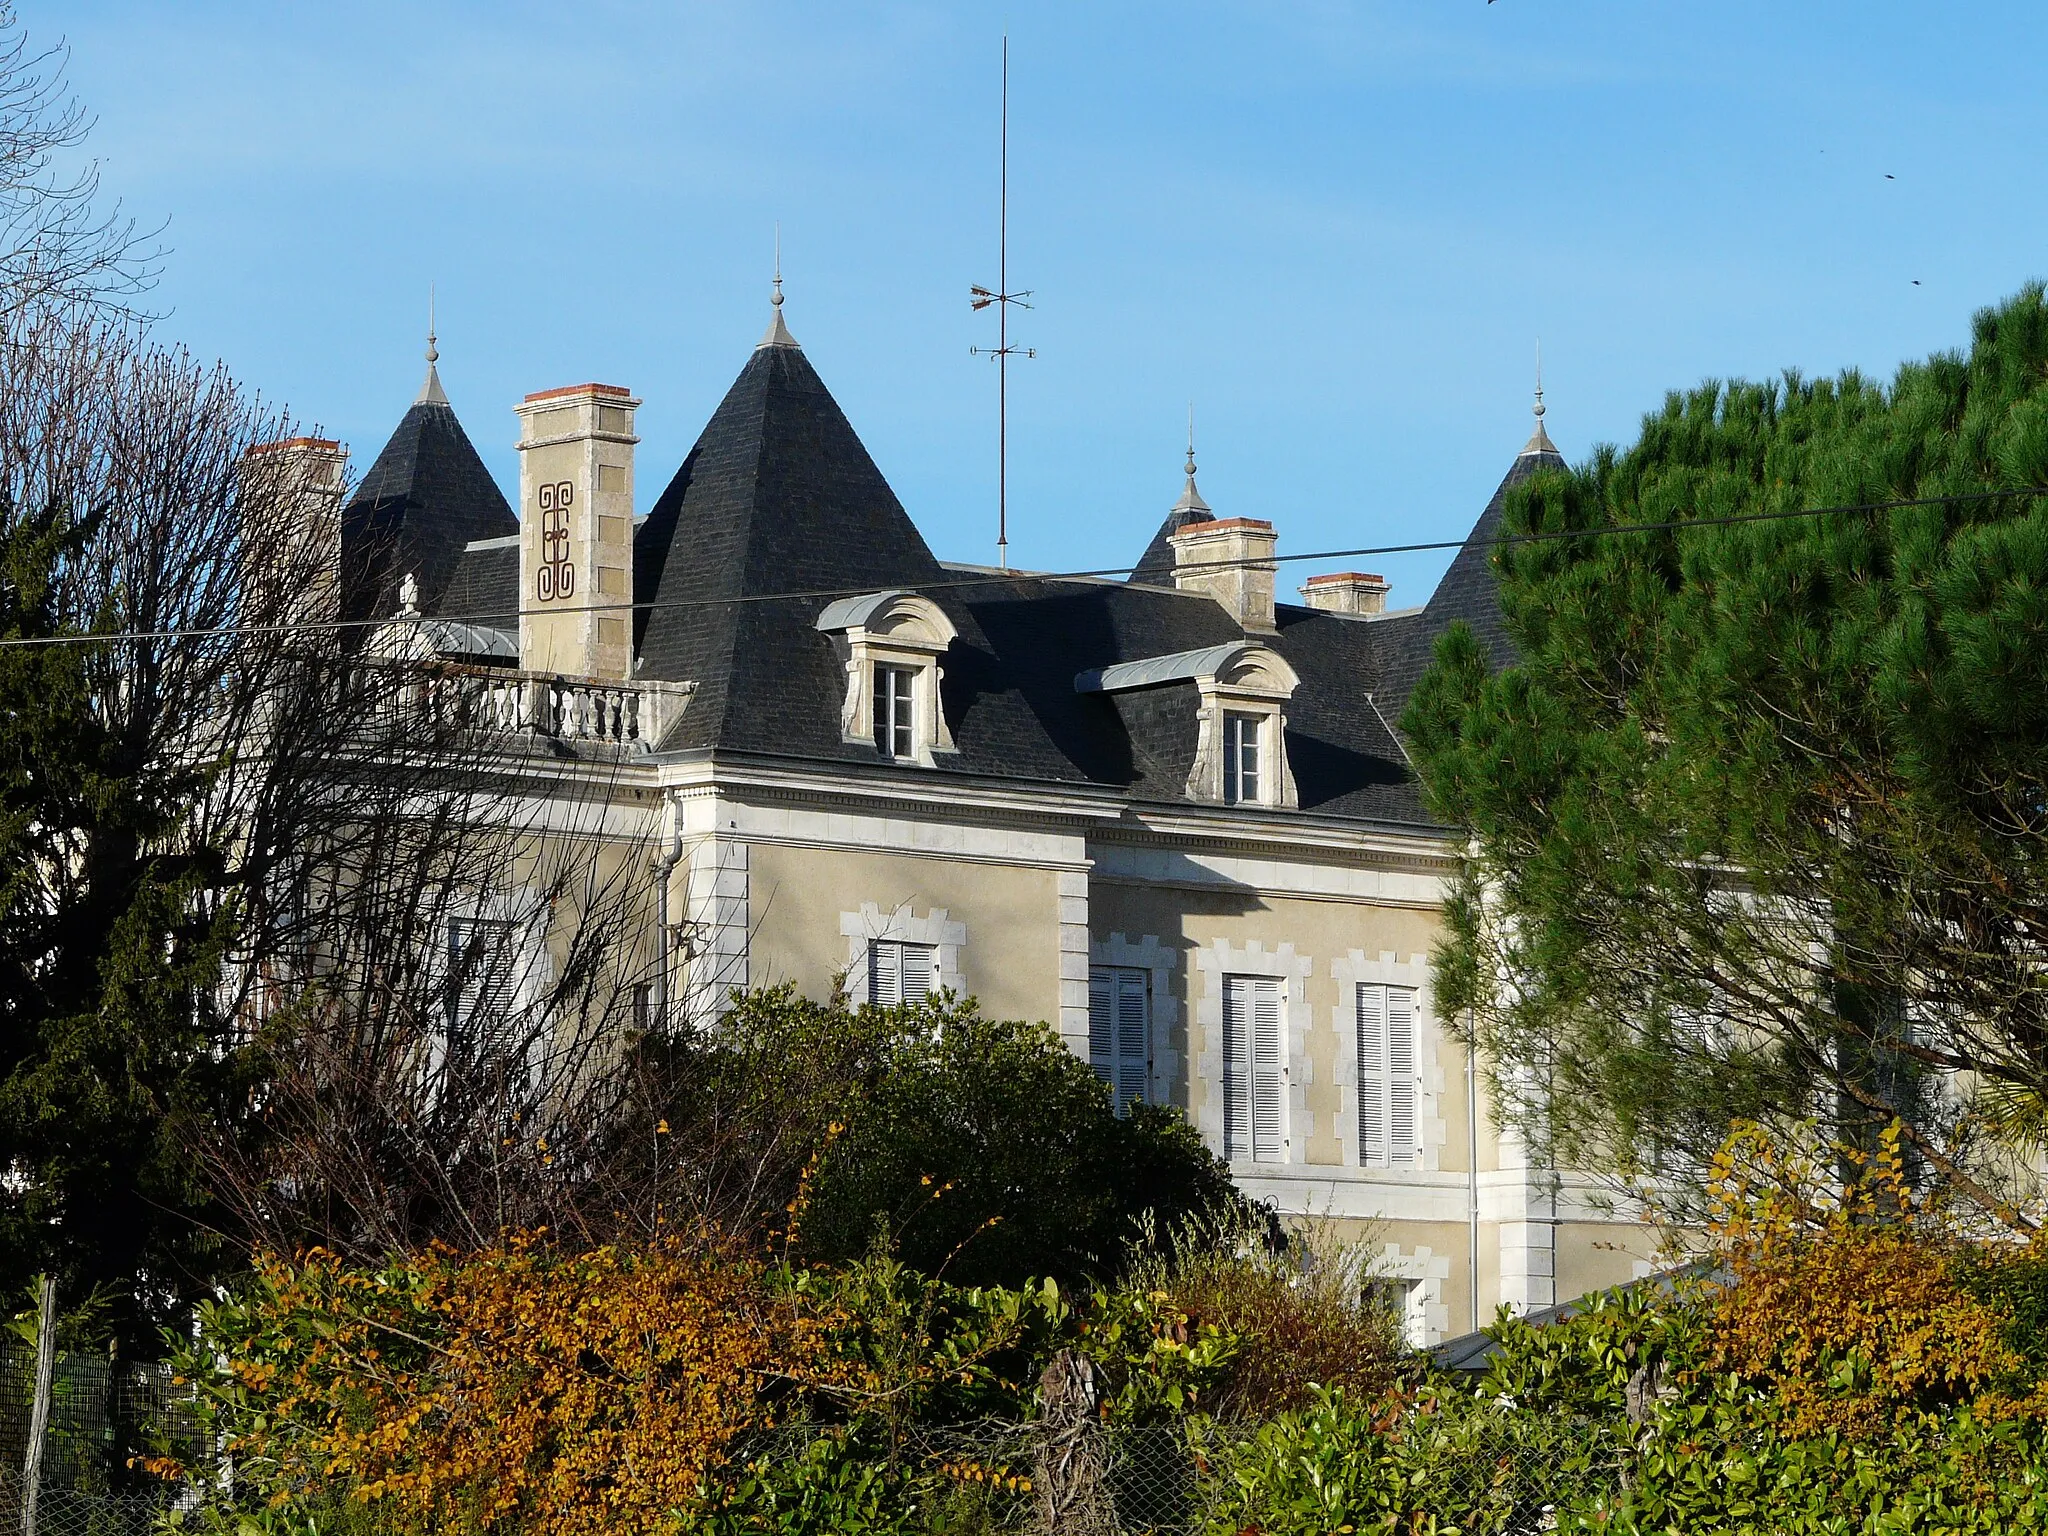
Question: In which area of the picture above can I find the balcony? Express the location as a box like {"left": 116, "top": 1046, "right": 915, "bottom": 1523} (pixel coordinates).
{"left": 366, "top": 660, "right": 695, "bottom": 750}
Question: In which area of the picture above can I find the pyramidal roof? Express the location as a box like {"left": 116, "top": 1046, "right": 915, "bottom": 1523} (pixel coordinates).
{"left": 1416, "top": 425, "right": 1567, "bottom": 675}
{"left": 1130, "top": 457, "right": 1215, "bottom": 586}
{"left": 340, "top": 379, "right": 516, "bottom": 624}
{"left": 634, "top": 328, "right": 951, "bottom": 752}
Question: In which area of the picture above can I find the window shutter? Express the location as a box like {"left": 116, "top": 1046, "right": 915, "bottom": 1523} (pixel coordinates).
{"left": 870, "top": 940, "right": 936, "bottom": 1006}
{"left": 1114, "top": 968, "right": 1148, "bottom": 1114}
{"left": 1357, "top": 982, "right": 1387, "bottom": 1167}
{"left": 1088, "top": 969, "right": 1113, "bottom": 1087}
{"left": 1252, "top": 977, "right": 1284, "bottom": 1163}
{"left": 902, "top": 943, "right": 935, "bottom": 1002}
{"left": 1387, "top": 985, "right": 1417, "bottom": 1168}
{"left": 449, "top": 918, "right": 519, "bottom": 1070}
{"left": 868, "top": 941, "right": 898, "bottom": 1006}
{"left": 1223, "top": 977, "right": 1251, "bottom": 1160}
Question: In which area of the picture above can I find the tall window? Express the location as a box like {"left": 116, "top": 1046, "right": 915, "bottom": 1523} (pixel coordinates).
{"left": 1222, "top": 974, "right": 1285, "bottom": 1162}
{"left": 1357, "top": 982, "right": 1420, "bottom": 1169}
{"left": 868, "top": 939, "right": 937, "bottom": 1006}
{"left": 1223, "top": 712, "right": 1262, "bottom": 805}
{"left": 1089, "top": 966, "right": 1150, "bottom": 1115}
{"left": 873, "top": 664, "right": 917, "bottom": 759}
{"left": 448, "top": 917, "right": 519, "bottom": 1068}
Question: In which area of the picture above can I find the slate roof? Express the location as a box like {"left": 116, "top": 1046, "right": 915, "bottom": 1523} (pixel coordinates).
{"left": 1130, "top": 505, "right": 1214, "bottom": 585}
{"left": 438, "top": 537, "right": 520, "bottom": 633}
{"left": 341, "top": 396, "right": 519, "bottom": 626}
{"left": 343, "top": 315, "right": 1543, "bottom": 832}
{"left": 610, "top": 325, "right": 1565, "bottom": 829}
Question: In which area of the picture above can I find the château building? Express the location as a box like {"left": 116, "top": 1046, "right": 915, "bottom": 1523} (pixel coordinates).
{"left": 275, "top": 285, "right": 1654, "bottom": 1345}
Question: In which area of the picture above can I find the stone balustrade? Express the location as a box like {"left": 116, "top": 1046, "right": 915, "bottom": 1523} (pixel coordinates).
{"left": 367, "top": 662, "right": 694, "bottom": 750}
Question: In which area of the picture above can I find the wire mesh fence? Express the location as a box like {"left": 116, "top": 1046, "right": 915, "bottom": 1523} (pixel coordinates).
{"left": 0, "top": 1341, "right": 201, "bottom": 1536}
{"left": 713, "top": 1409, "right": 1629, "bottom": 1535}
{"left": 2, "top": 1331, "right": 1626, "bottom": 1535}
{"left": 0, "top": 1469, "right": 171, "bottom": 1536}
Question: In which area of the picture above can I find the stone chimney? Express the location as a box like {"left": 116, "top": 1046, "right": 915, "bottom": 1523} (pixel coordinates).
{"left": 515, "top": 383, "right": 638, "bottom": 679}
{"left": 1170, "top": 517, "right": 1278, "bottom": 634}
{"left": 240, "top": 436, "right": 348, "bottom": 627}
{"left": 1299, "top": 571, "right": 1390, "bottom": 617}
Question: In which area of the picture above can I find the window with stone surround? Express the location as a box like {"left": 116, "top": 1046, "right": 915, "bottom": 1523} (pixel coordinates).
{"left": 1072, "top": 641, "right": 1300, "bottom": 809}
{"left": 1357, "top": 982, "right": 1421, "bottom": 1169}
{"left": 1223, "top": 973, "right": 1286, "bottom": 1163}
{"left": 814, "top": 591, "right": 958, "bottom": 766}
{"left": 1089, "top": 965, "right": 1150, "bottom": 1114}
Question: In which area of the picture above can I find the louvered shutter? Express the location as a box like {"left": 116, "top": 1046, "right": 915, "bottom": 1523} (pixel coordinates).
{"left": 1223, "top": 977, "right": 1252, "bottom": 1160}
{"left": 902, "top": 943, "right": 935, "bottom": 1002}
{"left": 1357, "top": 983, "right": 1388, "bottom": 1167}
{"left": 868, "top": 940, "right": 936, "bottom": 1006}
{"left": 1089, "top": 969, "right": 1114, "bottom": 1090}
{"left": 450, "top": 918, "right": 518, "bottom": 1068}
{"left": 1251, "top": 978, "right": 1284, "bottom": 1163}
{"left": 1387, "top": 985, "right": 1417, "bottom": 1168}
{"left": 869, "top": 942, "right": 899, "bottom": 1006}
{"left": 1114, "top": 968, "right": 1148, "bottom": 1114}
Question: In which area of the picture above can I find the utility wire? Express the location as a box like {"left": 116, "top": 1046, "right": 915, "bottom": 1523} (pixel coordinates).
{"left": 2, "top": 481, "right": 2043, "bottom": 651}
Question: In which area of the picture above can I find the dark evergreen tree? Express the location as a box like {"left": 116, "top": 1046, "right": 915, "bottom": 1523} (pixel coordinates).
{"left": 1406, "top": 284, "right": 2048, "bottom": 1224}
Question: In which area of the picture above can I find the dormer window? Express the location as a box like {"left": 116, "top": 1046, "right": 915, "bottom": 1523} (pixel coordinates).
{"left": 1075, "top": 640, "right": 1301, "bottom": 809}
{"left": 874, "top": 663, "right": 917, "bottom": 759}
{"left": 1223, "top": 711, "right": 1263, "bottom": 805}
{"left": 815, "top": 590, "right": 960, "bottom": 766}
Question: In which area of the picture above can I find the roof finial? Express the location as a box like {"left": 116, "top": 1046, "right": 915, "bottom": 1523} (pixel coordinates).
{"left": 1519, "top": 338, "right": 1557, "bottom": 457}
{"left": 417, "top": 284, "right": 449, "bottom": 406}
{"left": 758, "top": 223, "right": 799, "bottom": 349}
{"left": 1172, "top": 400, "right": 1211, "bottom": 517}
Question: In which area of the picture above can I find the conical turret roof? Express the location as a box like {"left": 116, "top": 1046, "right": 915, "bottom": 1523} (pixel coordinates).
{"left": 341, "top": 393, "right": 516, "bottom": 625}
{"left": 633, "top": 337, "right": 951, "bottom": 752}
{"left": 1421, "top": 431, "right": 1566, "bottom": 675}
{"left": 1130, "top": 457, "right": 1215, "bottom": 586}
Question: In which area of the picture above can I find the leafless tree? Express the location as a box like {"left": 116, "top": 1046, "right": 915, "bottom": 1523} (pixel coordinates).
{"left": 0, "top": 4, "right": 162, "bottom": 314}
{"left": 0, "top": 287, "right": 676, "bottom": 1333}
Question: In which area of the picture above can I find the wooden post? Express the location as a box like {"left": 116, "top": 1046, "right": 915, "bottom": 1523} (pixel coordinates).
{"left": 19, "top": 1274, "right": 55, "bottom": 1536}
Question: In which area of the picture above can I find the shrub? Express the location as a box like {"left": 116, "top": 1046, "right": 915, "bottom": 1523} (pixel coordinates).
{"left": 623, "top": 988, "right": 1244, "bottom": 1290}
{"left": 792, "top": 997, "right": 1243, "bottom": 1288}
{"left": 1126, "top": 1207, "right": 1405, "bottom": 1420}
{"left": 1201, "top": 1384, "right": 1619, "bottom": 1536}
{"left": 160, "top": 1236, "right": 846, "bottom": 1536}
{"left": 1702, "top": 1123, "right": 2038, "bottom": 1436}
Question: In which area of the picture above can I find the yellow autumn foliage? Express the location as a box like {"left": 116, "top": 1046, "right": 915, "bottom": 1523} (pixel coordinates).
{"left": 1701, "top": 1122, "right": 2042, "bottom": 1438}
{"left": 182, "top": 1234, "right": 847, "bottom": 1536}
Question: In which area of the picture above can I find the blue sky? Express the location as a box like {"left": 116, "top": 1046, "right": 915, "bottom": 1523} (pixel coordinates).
{"left": 51, "top": 2, "right": 2048, "bottom": 606}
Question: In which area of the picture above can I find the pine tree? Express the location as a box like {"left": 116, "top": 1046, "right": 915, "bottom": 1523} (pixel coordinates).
{"left": 1406, "top": 284, "right": 2048, "bottom": 1224}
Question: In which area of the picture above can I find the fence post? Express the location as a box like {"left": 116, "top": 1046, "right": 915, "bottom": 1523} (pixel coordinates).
{"left": 19, "top": 1274, "right": 55, "bottom": 1536}
{"left": 1032, "top": 1349, "right": 1114, "bottom": 1536}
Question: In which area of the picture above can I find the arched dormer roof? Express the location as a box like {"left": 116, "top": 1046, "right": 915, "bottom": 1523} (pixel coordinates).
{"left": 814, "top": 589, "right": 958, "bottom": 651}
{"left": 1074, "top": 640, "right": 1298, "bottom": 699}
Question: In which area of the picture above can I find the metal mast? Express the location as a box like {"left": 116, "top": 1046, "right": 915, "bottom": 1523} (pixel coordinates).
{"left": 970, "top": 35, "right": 1033, "bottom": 569}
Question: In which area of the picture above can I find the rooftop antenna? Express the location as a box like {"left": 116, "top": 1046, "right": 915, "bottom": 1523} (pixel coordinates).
{"left": 418, "top": 282, "right": 448, "bottom": 405}
{"left": 760, "top": 222, "right": 799, "bottom": 348}
{"left": 1520, "top": 337, "right": 1557, "bottom": 457}
{"left": 969, "top": 35, "right": 1034, "bottom": 570}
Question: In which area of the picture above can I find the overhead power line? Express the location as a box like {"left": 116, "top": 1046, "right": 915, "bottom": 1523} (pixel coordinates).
{"left": 2, "top": 481, "right": 2044, "bottom": 651}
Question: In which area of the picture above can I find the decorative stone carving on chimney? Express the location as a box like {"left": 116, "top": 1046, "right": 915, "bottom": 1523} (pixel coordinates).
{"left": 1170, "top": 517, "right": 1278, "bottom": 634}
{"left": 515, "top": 383, "right": 638, "bottom": 680}
{"left": 240, "top": 436, "right": 348, "bottom": 628}
{"left": 1299, "top": 571, "right": 1390, "bottom": 617}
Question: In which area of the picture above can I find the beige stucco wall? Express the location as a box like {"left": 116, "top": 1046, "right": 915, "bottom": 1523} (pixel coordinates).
{"left": 1555, "top": 1220, "right": 1662, "bottom": 1303}
{"left": 746, "top": 839, "right": 1063, "bottom": 1024}
{"left": 1092, "top": 879, "right": 1450, "bottom": 1161}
